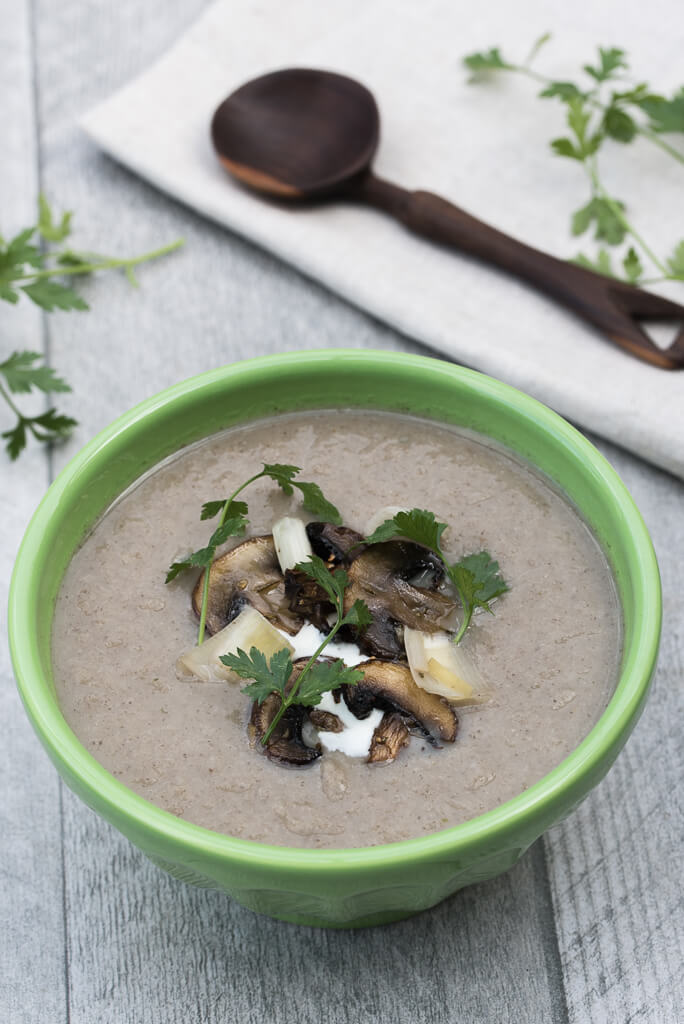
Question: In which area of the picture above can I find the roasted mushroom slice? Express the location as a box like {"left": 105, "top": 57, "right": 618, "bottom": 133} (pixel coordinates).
{"left": 343, "top": 660, "right": 458, "bottom": 745}
{"left": 342, "top": 541, "right": 456, "bottom": 659}
{"left": 306, "top": 522, "right": 364, "bottom": 566}
{"left": 284, "top": 567, "right": 335, "bottom": 631}
{"left": 368, "top": 712, "right": 411, "bottom": 763}
{"left": 309, "top": 708, "right": 344, "bottom": 732}
{"left": 250, "top": 692, "right": 321, "bottom": 766}
{"left": 192, "top": 535, "right": 303, "bottom": 636}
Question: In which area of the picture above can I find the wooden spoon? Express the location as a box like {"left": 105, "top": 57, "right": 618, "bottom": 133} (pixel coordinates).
{"left": 211, "top": 68, "right": 684, "bottom": 370}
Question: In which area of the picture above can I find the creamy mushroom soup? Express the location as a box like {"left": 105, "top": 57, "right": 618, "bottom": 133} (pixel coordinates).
{"left": 51, "top": 410, "right": 621, "bottom": 848}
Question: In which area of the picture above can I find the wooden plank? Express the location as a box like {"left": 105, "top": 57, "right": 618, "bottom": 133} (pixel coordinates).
{"left": 0, "top": 2, "right": 67, "bottom": 1022}
{"left": 544, "top": 441, "right": 684, "bottom": 1024}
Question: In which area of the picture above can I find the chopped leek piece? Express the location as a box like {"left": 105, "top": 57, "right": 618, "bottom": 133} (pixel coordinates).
{"left": 404, "top": 627, "right": 489, "bottom": 705}
{"left": 178, "top": 606, "right": 294, "bottom": 682}
{"left": 272, "top": 516, "right": 313, "bottom": 573}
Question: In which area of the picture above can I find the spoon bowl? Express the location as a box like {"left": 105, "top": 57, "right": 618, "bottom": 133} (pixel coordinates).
{"left": 211, "top": 68, "right": 379, "bottom": 197}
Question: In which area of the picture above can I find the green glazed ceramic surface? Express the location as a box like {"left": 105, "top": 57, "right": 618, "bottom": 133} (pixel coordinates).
{"left": 9, "top": 351, "right": 661, "bottom": 928}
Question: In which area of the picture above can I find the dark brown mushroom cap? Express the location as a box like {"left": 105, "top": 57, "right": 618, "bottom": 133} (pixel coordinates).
{"left": 309, "top": 708, "right": 344, "bottom": 733}
{"left": 306, "top": 522, "right": 364, "bottom": 566}
{"left": 284, "top": 566, "right": 335, "bottom": 631}
{"left": 343, "top": 660, "right": 458, "bottom": 744}
{"left": 368, "top": 712, "right": 411, "bottom": 763}
{"left": 192, "top": 535, "right": 303, "bottom": 636}
{"left": 250, "top": 690, "right": 321, "bottom": 767}
{"left": 342, "top": 541, "right": 456, "bottom": 659}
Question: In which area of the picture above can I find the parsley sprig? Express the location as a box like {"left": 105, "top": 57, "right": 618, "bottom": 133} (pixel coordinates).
{"left": 0, "top": 351, "right": 76, "bottom": 459}
{"left": 463, "top": 37, "right": 684, "bottom": 286}
{"left": 165, "top": 465, "right": 343, "bottom": 644}
{"left": 364, "top": 508, "right": 508, "bottom": 644}
{"left": 221, "top": 554, "right": 372, "bottom": 744}
{"left": 1, "top": 194, "right": 183, "bottom": 459}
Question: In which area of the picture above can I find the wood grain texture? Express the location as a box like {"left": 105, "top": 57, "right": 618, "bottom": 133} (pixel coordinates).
{"left": 0, "top": 2, "right": 66, "bottom": 1022}
{"left": 544, "top": 445, "right": 684, "bottom": 1024}
{"left": 3, "top": 0, "right": 682, "bottom": 1021}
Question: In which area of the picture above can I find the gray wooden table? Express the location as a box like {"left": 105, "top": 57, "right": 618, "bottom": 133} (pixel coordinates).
{"left": 3, "top": 2, "right": 682, "bottom": 1021}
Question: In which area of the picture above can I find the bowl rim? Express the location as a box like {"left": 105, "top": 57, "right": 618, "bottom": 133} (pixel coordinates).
{"left": 9, "top": 350, "right": 661, "bottom": 871}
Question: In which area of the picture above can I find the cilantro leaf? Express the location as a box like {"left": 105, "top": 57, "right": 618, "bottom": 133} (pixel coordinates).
{"left": 37, "top": 194, "right": 72, "bottom": 243}
{"left": 207, "top": 514, "right": 248, "bottom": 548}
{"left": 294, "top": 660, "right": 364, "bottom": 707}
{"left": 22, "top": 280, "right": 89, "bottom": 312}
{"left": 550, "top": 137, "right": 584, "bottom": 160}
{"left": 221, "top": 646, "right": 293, "bottom": 705}
{"left": 0, "top": 351, "right": 71, "bottom": 394}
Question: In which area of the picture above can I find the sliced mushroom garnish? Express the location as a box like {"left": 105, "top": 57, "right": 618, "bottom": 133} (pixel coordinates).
{"left": 342, "top": 541, "right": 456, "bottom": 659}
{"left": 306, "top": 522, "right": 364, "bottom": 566}
{"left": 309, "top": 708, "right": 344, "bottom": 732}
{"left": 342, "top": 660, "right": 458, "bottom": 744}
{"left": 250, "top": 694, "right": 321, "bottom": 766}
{"left": 192, "top": 535, "right": 303, "bottom": 636}
{"left": 368, "top": 712, "right": 411, "bottom": 763}
{"left": 284, "top": 566, "right": 335, "bottom": 631}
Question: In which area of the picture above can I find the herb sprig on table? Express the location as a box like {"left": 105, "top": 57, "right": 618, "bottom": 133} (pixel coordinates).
{"left": 363, "top": 508, "right": 508, "bottom": 644}
{"left": 165, "top": 464, "right": 344, "bottom": 645}
{"left": 222, "top": 555, "right": 372, "bottom": 744}
{"left": 0, "top": 194, "right": 183, "bottom": 459}
{"left": 463, "top": 37, "right": 684, "bottom": 286}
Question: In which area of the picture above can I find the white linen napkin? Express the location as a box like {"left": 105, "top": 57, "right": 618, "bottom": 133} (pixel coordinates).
{"left": 82, "top": 0, "right": 684, "bottom": 479}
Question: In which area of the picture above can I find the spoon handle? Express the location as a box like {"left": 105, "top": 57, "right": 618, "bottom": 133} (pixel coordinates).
{"left": 358, "top": 173, "right": 684, "bottom": 370}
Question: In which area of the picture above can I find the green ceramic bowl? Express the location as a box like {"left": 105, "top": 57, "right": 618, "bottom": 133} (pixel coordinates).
{"left": 9, "top": 351, "right": 660, "bottom": 928}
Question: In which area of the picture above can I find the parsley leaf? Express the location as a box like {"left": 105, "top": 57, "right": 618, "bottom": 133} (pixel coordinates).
{"left": 463, "top": 47, "right": 512, "bottom": 77}
{"left": 21, "top": 280, "right": 89, "bottom": 312}
{"left": 37, "top": 193, "right": 72, "bottom": 243}
{"left": 221, "top": 646, "right": 293, "bottom": 705}
{"left": 637, "top": 88, "right": 684, "bottom": 134}
{"left": 667, "top": 240, "right": 684, "bottom": 279}
{"left": 571, "top": 249, "right": 616, "bottom": 277}
{"left": 602, "top": 105, "right": 637, "bottom": 143}
{"left": 583, "top": 47, "right": 627, "bottom": 83}
{"left": 364, "top": 508, "right": 448, "bottom": 551}
{"left": 0, "top": 351, "right": 71, "bottom": 394}
{"left": 571, "top": 197, "right": 627, "bottom": 244}
{"left": 263, "top": 463, "right": 342, "bottom": 523}
{"left": 362, "top": 508, "right": 508, "bottom": 644}
{"left": 539, "top": 81, "right": 584, "bottom": 102}
{"left": 294, "top": 660, "right": 364, "bottom": 706}
{"left": 622, "top": 247, "right": 644, "bottom": 283}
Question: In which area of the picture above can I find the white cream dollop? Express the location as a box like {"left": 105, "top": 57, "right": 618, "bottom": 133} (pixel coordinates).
{"left": 277, "top": 623, "right": 380, "bottom": 758}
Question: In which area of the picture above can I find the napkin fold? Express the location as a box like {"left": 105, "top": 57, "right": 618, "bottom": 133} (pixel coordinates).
{"left": 83, "top": 0, "right": 684, "bottom": 479}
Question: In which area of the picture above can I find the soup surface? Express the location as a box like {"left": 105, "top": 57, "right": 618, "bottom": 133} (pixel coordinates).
{"left": 51, "top": 410, "right": 621, "bottom": 848}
